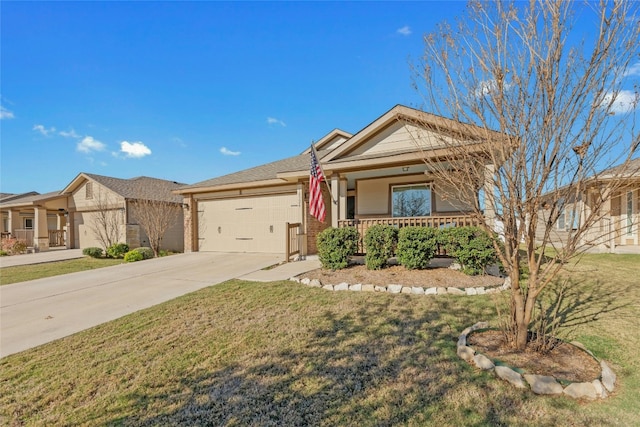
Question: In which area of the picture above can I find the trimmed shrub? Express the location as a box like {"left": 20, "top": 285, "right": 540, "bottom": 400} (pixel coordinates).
{"left": 83, "top": 247, "right": 104, "bottom": 258}
{"left": 124, "top": 250, "right": 144, "bottom": 262}
{"left": 364, "top": 224, "right": 398, "bottom": 270}
{"left": 317, "top": 227, "right": 359, "bottom": 270}
{"left": 134, "top": 247, "right": 154, "bottom": 260}
{"left": 397, "top": 226, "right": 438, "bottom": 270}
{"left": 106, "top": 243, "right": 130, "bottom": 259}
{"left": 439, "top": 226, "right": 497, "bottom": 275}
{"left": 158, "top": 250, "right": 170, "bottom": 257}
{"left": 0, "top": 250, "right": 8, "bottom": 256}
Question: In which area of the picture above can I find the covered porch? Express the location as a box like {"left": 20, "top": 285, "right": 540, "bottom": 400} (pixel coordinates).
{"left": 0, "top": 192, "right": 72, "bottom": 252}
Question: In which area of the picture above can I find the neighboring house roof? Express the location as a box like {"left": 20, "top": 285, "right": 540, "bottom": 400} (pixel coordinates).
{"left": 598, "top": 157, "right": 640, "bottom": 179}
{"left": 0, "top": 191, "right": 40, "bottom": 203}
{"left": 0, "top": 191, "right": 65, "bottom": 209}
{"left": 176, "top": 104, "right": 505, "bottom": 195}
{"left": 63, "top": 173, "right": 186, "bottom": 203}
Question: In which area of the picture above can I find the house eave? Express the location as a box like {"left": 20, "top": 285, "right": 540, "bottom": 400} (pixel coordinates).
{"left": 174, "top": 178, "right": 291, "bottom": 195}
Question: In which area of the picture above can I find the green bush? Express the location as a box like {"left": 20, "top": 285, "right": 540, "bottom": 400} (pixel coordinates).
{"left": 0, "top": 250, "right": 8, "bottom": 256}
{"left": 82, "top": 247, "right": 104, "bottom": 258}
{"left": 106, "top": 243, "right": 130, "bottom": 259}
{"left": 364, "top": 225, "right": 398, "bottom": 270}
{"left": 397, "top": 226, "right": 438, "bottom": 269}
{"left": 134, "top": 247, "right": 154, "bottom": 260}
{"left": 439, "top": 226, "right": 497, "bottom": 275}
{"left": 124, "top": 250, "right": 144, "bottom": 262}
{"left": 317, "top": 227, "right": 359, "bottom": 270}
{"left": 158, "top": 250, "right": 170, "bottom": 257}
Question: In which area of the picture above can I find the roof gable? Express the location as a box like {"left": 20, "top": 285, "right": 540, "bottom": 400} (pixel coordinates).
{"left": 322, "top": 105, "right": 499, "bottom": 163}
{"left": 63, "top": 173, "right": 185, "bottom": 203}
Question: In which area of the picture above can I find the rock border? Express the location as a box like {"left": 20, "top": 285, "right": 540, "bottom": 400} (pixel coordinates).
{"left": 289, "top": 276, "right": 512, "bottom": 296}
{"left": 457, "top": 322, "right": 616, "bottom": 400}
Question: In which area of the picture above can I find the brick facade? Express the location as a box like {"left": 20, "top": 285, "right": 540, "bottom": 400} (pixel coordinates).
{"left": 305, "top": 182, "right": 331, "bottom": 255}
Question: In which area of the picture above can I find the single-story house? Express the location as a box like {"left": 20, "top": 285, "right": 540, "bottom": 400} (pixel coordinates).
{"left": 1, "top": 173, "right": 185, "bottom": 252}
{"left": 536, "top": 157, "right": 640, "bottom": 253}
{"left": 176, "top": 105, "right": 503, "bottom": 259}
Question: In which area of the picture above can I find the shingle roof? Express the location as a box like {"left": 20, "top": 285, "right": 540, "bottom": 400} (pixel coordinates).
{"left": 599, "top": 157, "right": 640, "bottom": 178}
{"left": 178, "top": 150, "right": 333, "bottom": 191}
{"left": 0, "top": 191, "right": 64, "bottom": 208}
{"left": 0, "top": 191, "right": 40, "bottom": 203}
{"left": 82, "top": 173, "right": 185, "bottom": 203}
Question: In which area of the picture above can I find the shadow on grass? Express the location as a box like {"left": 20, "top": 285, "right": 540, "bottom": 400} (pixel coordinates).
{"left": 110, "top": 290, "right": 596, "bottom": 426}
{"left": 534, "top": 275, "right": 635, "bottom": 344}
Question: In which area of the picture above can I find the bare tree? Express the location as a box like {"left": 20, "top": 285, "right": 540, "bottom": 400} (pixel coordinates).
{"left": 130, "top": 199, "right": 181, "bottom": 257}
{"left": 412, "top": 0, "right": 639, "bottom": 350}
{"left": 88, "top": 188, "right": 124, "bottom": 251}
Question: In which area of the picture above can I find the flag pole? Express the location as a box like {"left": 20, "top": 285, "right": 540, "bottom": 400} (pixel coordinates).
{"left": 310, "top": 142, "right": 337, "bottom": 205}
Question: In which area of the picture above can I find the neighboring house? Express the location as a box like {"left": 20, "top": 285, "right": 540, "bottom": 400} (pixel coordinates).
{"left": 0, "top": 173, "right": 185, "bottom": 252}
{"left": 536, "top": 157, "right": 640, "bottom": 253}
{"left": 176, "top": 105, "right": 502, "bottom": 258}
{"left": 0, "top": 192, "right": 68, "bottom": 250}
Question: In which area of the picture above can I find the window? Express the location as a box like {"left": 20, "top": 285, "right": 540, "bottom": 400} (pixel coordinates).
{"left": 627, "top": 191, "right": 633, "bottom": 236}
{"left": 24, "top": 218, "right": 33, "bottom": 229}
{"left": 392, "top": 184, "right": 431, "bottom": 217}
{"left": 85, "top": 182, "right": 93, "bottom": 199}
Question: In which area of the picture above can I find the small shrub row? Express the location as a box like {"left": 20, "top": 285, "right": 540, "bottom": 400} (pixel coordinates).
{"left": 317, "top": 225, "right": 499, "bottom": 275}
{"left": 107, "top": 243, "right": 130, "bottom": 259}
{"left": 317, "top": 227, "right": 359, "bottom": 270}
{"left": 83, "top": 247, "right": 104, "bottom": 258}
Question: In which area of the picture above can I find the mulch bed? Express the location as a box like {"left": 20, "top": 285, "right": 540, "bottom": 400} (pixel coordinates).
{"left": 467, "top": 329, "right": 602, "bottom": 382}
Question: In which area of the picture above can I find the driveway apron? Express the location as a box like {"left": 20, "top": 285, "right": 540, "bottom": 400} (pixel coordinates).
{"left": 0, "top": 252, "right": 281, "bottom": 358}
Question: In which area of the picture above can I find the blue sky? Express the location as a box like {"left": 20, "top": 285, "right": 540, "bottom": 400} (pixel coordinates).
{"left": 1, "top": 1, "right": 470, "bottom": 194}
{"left": 1, "top": 2, "right": 638, "bottom": 194}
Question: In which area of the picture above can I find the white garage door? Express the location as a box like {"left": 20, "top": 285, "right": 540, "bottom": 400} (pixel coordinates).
{"left": 198, "top": 193, "right": 301, "bottom": 253}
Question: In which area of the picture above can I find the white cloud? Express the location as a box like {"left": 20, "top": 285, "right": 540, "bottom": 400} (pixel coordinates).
{"left": 0, "top": 106, "right": 15, "bottom": 119}
{"left": 602, "top": 90, "right": 639, "bottom": 114}
{"left": 77, "top": 136, "right": 106, "bottom": 153}
{"left": 623, "top": 61, "right": 640, "bottom": 77}
{"left": 473, "top": 79, "right": 512, "bottom": 98}
{"left": 220, "top": 147, "right": 241, "bottom": 156}
{"left": 267, "top": 117, "right": 286, "bottom": 127}
{"left": 397, "top": 25, "right": 412, "bottom": 36}
{"left": 120, "top": 140, "right": 151, "bottom": 158}
{"left": 59, "top": 128, "right": 80, "bottom": 138}
{"left": 33, "top": 124, "right": 56, "bottom": 136}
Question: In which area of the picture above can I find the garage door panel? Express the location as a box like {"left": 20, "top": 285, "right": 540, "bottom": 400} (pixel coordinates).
{"left": 198, "top": 193, "right": 300, "bottom": 253}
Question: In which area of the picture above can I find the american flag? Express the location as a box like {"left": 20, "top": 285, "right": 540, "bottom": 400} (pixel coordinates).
{"left": 309, "top": 146, "right": 326, "bottom": 223}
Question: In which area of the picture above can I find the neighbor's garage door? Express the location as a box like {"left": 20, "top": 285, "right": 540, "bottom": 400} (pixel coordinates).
{"left": 198, "top": 193, "right": 300, "bottom": 253}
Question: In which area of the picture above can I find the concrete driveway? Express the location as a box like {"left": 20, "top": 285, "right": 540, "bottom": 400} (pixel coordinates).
{"left": 0, "top": 252, "right": 282, "bottom": 358}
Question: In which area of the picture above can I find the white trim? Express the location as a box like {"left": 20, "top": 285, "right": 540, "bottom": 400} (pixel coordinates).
{"left": 391, "top": 183, "right": 432, "bottom": 217}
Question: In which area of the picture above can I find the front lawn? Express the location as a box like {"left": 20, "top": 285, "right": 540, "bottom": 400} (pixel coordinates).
{"left": 0, "top": 254, "right": 638, "bottom": 425}
{"left": 0, "top": 257, "right": 124, "bottom": 286}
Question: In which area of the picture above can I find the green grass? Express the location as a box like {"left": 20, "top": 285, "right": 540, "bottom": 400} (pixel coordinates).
{"left": 0, "top": 254, "right": 638, "bottom": 425}
{"left": 0, "top": 257, "right": 124, "bottom": 285}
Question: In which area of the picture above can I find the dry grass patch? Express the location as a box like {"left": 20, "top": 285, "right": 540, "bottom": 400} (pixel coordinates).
{"left": 0, "top": 254, "right": 638, "bottom": 426}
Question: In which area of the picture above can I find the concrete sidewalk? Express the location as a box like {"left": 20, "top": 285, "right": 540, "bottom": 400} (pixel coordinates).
{"left": 238, "top": 256, "right": 321, "bottom": 282}
{"left": 0, "top": 249, "right": 84, "bottom": 268}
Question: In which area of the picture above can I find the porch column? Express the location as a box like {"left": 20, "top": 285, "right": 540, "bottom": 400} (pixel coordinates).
{"left": 330, "top": 174, "right": 340, "bottom": 228}
{"left": 66, "top": 209, "right": 75, "bottom": 249}
{"left": 8, "top": 209, "right": 21, "bottom": 234}
{"left": 33, "top": 206, "right": 50, "bottom": 252}
{"left": 483, "top": 164, "right": 496, "bottom": 230}
{"left": 339, "top": 178, "right": 347, "bottom": 224}
{"left": 297, "top": 182, "right": 307, "bottom": 256}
